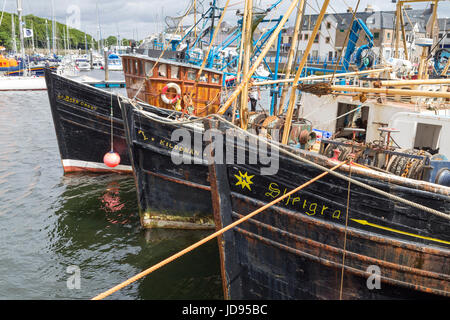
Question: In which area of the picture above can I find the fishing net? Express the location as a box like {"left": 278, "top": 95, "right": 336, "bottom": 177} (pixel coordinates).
{"left": 296, "top": 82, "right": 333, "bottom": 97}
{"left": 165, "top": 0, "right": 206, "bottom": 29}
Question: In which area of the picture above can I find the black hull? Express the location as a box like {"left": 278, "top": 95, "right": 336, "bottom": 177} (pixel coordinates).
{"left": 120, "top": 96, "right": 214, "bottom": 229}
{"left": 45, "top": 69, "right": 212, "bottom": 229}
{"left": 45, "top": 68, "right": 132, "bottom": 173}
{"left": 44, "top": 69, "right": 174, "bottom": 173}
{"left": 205, "top": 120, "right": 450, "bottom": 299}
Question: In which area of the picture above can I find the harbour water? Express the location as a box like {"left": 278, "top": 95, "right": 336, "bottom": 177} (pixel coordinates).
{"left": 0, "top": 70, "right": 223, "bottom": 300}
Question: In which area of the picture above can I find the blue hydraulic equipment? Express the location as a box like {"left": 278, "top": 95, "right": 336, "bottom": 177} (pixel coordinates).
{"left": 342, "top": 18, "right": 375, "bottom": 72}
{"left": 433, "top": 48, "right": 450, "bottom": 76}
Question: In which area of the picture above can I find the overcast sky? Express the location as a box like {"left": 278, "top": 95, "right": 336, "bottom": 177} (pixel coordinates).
{"left": 2, "top": 0, "right": 450, "bottom": 40}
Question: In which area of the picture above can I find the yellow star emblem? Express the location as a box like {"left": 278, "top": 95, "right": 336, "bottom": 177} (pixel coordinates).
{"left": 234, "top": 170, "right": 254, "bottom": 191}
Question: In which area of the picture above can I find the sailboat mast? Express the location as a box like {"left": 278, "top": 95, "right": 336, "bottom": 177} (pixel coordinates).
{"left": 31, "top": 19, "right": 35, "bottom": 53}
{"left": 66, "top": 23, "right": 70, "bottom": 52}
{"left": 51, "top": 0, "right": 56, "bottom": 54}
{"left": 45, "top": 19, "right": 50, "bottom": 55}
{"left": 11, "top": 14, "right": 17, "bottom": 54}
{"left": 85, "top": 31, "right": 88, "bottom": 54}
{"left": 16, "top": 0, "right": 25, "bottom": 59}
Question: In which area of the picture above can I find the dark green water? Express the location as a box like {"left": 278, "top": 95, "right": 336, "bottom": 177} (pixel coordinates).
{"left": 0, "top": 72, "right": 223, "bottom": 300}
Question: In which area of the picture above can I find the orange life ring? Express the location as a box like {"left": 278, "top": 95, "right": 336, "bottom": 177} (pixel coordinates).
{"left": 161, "top": 82, "right": 181, "bottom": 104}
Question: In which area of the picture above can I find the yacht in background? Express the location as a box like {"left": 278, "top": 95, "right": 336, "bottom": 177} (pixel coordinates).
{"left": 107, "top": 54, "right": 122, "bottom": 71}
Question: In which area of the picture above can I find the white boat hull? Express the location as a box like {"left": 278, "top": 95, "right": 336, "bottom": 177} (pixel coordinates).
{"left": 107, "top": 65, "right": 123, "bottom": 71}
{"left": 0, "top": 76, "right": 47, "bottom": 91}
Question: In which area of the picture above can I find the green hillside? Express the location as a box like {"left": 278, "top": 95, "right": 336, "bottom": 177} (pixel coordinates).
{"left": 0, "top": 11, "right": 97, "bottom": 52}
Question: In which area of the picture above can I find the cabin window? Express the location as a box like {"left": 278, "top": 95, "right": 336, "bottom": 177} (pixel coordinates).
{"left": 170, "top": 66, "right": 179, "bottom": 79}
{"left": 211, "top": 74, "right": 220, "bottom": 84}
{"left": 187, "top": 69, "right": 196, "bottom": 81}
{"left": 137, "top": 60, "right": 143, "bottom": 76}
{"left": 158, "top": 64, "right": 167, "bottom": 77}
{"left": 145, "top": 61, "right": 154, "bottom": 77}
{"left": 134, "top": 60, "right": 138, "bottom": 74}
{"left": 414, "top": 123, "right": 441, "bottom": 152}
{"left": 199, "top": 72, "right": 208, "bottom": 83}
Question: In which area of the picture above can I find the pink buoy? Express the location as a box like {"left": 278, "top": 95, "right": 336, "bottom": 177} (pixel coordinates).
{"left": 103, "top": 151, "right": 121, "bottom": 168}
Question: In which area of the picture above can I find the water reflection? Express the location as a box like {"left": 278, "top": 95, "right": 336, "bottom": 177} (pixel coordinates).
{"left": 47, "top": 173, "right": 222, "bottom": 300}
{"left": 0, "top": 75, "right": 222, "bottom": 300}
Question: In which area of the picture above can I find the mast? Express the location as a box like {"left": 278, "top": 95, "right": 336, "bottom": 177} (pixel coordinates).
{"left": 240, "top": 0, "right": 253, "bottom": 130}
{"left": 417, "top": 0, "right": 439, "bottom": 79}
{"left": 66, "top": 23, "right": 70, "bottom": 53}
{"left": 96, "top": 1, "right": 102, "bottom": 51}
{"left": 30, "top": 19, "right": 35, "bottom": 53}
{"left": 16, "top": 0, "right": 25, "bottom": 59}
{"left": 45, "top": 19, "right": 50, "bottom": 55}
{"left": 11, "top": 14, "right": 17, "bottom": 54}
{"left": 277, "top": 0, "right": 306, "bottom": 115}
{"left": 231, "top": 2, "right": 249, "bottom": 123}
{"left": 51, "top": 0, "right": 56, "bottom": 54}
{"left": 281, "top": 0, "right": 330, "bottom": 145}
{"left": 85, "top": 31, "right": 88, "bottom": 54}
{"left": 217, "top": 0, "right": 301, "bottom": 115}
{"left": 209, "top": 0, "right": 217, "bottom": 43}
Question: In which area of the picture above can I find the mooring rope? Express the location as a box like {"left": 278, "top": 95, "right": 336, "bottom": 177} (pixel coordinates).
{"left": 91, "top": 161, "right": 347, "bottom": 300}
{"left": 339, "top": 158, "right": 353, "bottom": 300}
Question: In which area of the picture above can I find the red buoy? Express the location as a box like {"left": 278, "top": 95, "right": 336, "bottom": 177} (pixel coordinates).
{"left": 103, "top": 151, "right": 121, "bottom": 168}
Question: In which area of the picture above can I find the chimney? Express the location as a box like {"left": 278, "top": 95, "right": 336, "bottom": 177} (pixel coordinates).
{"left": 347, "top": 7, "right": 352, "bottom": 13}
{"left": 364, "top": 5, "right": 374, "bottom": 13}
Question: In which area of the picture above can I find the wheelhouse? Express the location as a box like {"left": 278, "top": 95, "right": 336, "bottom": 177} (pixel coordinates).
{"left": 122, "top": 54, "right": 223, "bottom": 116}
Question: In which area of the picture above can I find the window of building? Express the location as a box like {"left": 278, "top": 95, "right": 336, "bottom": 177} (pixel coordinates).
{"left": 304, "top": 34, "right": 309, "bottom": 40}
{"left": 387, "top": 32, "right": 391, "bottom": 40}
{"left": 326, "top": 22, "right": 331, "bottom": 29}
{"left": 374, "top": 32, "right": 379, "bottom": 40}
{"left": 326, "top": 37, "right": 330, "bottom": 43}
{"left": 314, "top": 34, "right": 319, "bottom": 43}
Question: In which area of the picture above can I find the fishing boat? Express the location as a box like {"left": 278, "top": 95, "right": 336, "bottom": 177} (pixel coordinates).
{"left": 75, "top": 58, "right": 91, "bottom": 71}
{"left": 44, "top": 53, "right": 223, "bottom": 228}
{"left": 0, "top": 54, "right": 22, "bottom": 73}
{"left": 0, "top": 0, "right": 54, "bottom": 90}
{"left": 120, "top": 54, "right": 223, "bottom": 229}
{"left": 196, "top": 0, "right": 450, "bottom": 300}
